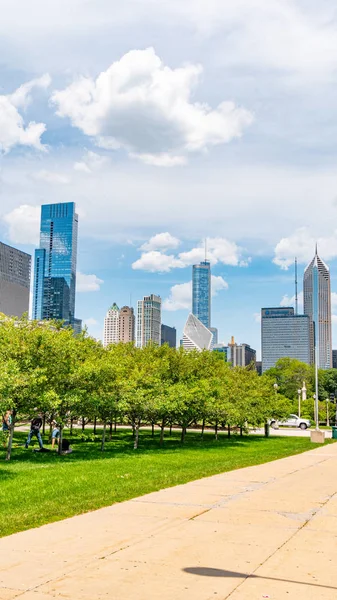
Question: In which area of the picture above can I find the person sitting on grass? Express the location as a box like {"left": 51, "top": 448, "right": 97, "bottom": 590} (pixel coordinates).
{"left": 25, "top": 413, "right": 44, "bottom": 449}
{"left": 61, "top": 439, "right": 72, "bottom": 455}
{"left": 51, "top": 421, "right": 60, "bottom": 449}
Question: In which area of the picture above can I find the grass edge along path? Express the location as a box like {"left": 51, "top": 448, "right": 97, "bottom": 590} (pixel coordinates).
{"left": 0, "top": 430, "right": 334, "bottom": 538}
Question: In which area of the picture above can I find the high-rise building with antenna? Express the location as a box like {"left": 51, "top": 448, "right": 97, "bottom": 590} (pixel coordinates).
{"left": 303, "top": 246, "right": 332, "bottom": 369}
{"left": 192, "top": 260, "right": 211, "bottom": 328}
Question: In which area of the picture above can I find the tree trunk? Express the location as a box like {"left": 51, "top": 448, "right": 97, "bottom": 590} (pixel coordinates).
{"left": 5, "top": 409, "right": 16, "bottom": 461}
{"left": 70, "top": 417, "right": 73, "bottom": 436}
{"left": 94, "top": 416, "right": 97, "bottom": 435}
{"left": 81, "top": 417, "right": 85, "bottom": 432}
{"left": 42, "top": 413, "right": 46, "bottom": 435}
{"left": 227, "top": 424, "right": 231, "bottom": 438}
{"left": 215, "top": 420, "right": 218, "bottom": 441}
{"left": 58, "top": 424, "right": 63, "bottom": 455}
{"left": 151, "top": 422, "right": 154, "bottom": 437}
{"left": 181, "top": 425, "right": 186, "bottom": 444}
{"left": 201, "top": 419, "right": 205, "bottom": 440}
{"left": 114, "top": 417, "right": 117, "bottom": 433}
{"left": 264, "top": 422, "right": 270, "bottom": 438}
{"left": 240, "top": 426, "right": 243, "bottom": 437}
{"left": 169, "top": 423, "right": 172, "bottom": 436}
{"left": 101, "top": 421, "right": 107, "bottom": 451}
{"left": 134, "top": 423, "right": 139, "bottom": 450}
{"left": 160, "top": 421, "right": 165, "bottom": 447}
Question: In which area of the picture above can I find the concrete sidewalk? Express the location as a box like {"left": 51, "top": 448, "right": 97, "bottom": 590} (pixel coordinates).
{"left": 1, "top": 444, "right": 337, "bottom": 600}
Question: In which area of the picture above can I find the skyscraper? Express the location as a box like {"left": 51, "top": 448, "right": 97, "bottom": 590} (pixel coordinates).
{"left": 192, "top": 260, "right": 211, "bottom": 328}
{"left": 103, "top": 303, "right": 120, "bottom": 347}
{"left": 32, "top": 203, "right": 78, "bottom": 325}
{"left": 136, "top": 294, "right": 161, "bottom": 347}
{"left": 261, "top": 308, "right": 311, "bottom": 372}
{"left": 161, "top": 324, "right": 176, "bottom": 348}
{"left": 119, "top": 306, "right": 135, "bottom": 343}
{"left": 303, "top": 248, "right": 332, "bottom": 369}
{"left": 0, "top": 242, "right": 31, "bottom": 317}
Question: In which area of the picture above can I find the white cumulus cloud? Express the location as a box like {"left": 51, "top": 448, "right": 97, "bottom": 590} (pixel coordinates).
{"left": 0, "top": 75, "right": 50, "bottom": 153}
{"left": 140, "top": 232, "right": 180, "bottom": 252}
{"left": 273, "top": 228, "right": 337, "bottom": 270}
{"left": 51, "top": 47, "right": 253, "bottom": 166}
{"left": 76, "top": 272, "right": 104, "bottom": 292}
{"left": 163, "top": 275, "right": 228, "bottom": 311}
{"left": 132, "top": 251, "right": 182, "bottom": 273}
{"left": 280, "top": 291, "right": 304, "bottom": 311}
{"left": 163, "top": 281, "right": 192, "bottom": 311}
{"left": 132, "top": 235, "right": 247, "bottom": 272}
{"left": 3, "top": 204, "right": 40, "bottom": 245}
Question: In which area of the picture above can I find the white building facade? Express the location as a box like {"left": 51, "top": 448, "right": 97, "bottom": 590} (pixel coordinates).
{"left": 103, "top": 303, "right": 120, "bottom": 347}
{"left": 182, "top": 313, "right": 213, "bottom": 351}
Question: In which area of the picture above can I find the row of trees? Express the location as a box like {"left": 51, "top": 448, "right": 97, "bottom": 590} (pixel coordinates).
{"left": 0, "top": 316, "right": 291, "bottom": 460}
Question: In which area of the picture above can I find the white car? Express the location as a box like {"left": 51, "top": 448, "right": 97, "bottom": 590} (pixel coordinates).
{"left": 270, "top": 414, "right": 311, "bottom": 430}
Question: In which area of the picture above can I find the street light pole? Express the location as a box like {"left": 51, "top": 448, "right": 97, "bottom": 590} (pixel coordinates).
{"left": 326, "top": 399, "right": 330, "bottom": 427}
{"left": 297, "top": 389, "right": 301, "bottom": 418}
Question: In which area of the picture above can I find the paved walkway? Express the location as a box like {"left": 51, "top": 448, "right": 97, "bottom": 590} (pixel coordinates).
{"left": 1, "top": 443, "right": 337, "bottom": 600}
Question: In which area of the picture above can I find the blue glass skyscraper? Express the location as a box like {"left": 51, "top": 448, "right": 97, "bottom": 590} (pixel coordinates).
{"left": 32, "top": 203, "right": 78, "bottom": 325}
{"left": 192, "top": 260, "right": 211, "bottom": 328}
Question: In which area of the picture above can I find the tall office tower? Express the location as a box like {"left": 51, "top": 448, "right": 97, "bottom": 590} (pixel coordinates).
{"left": 182, "top": 313, "right": 213, "bottom": 351}
{"left": 119, "top": 306, "right": 135, "bottom": 343}
{"left": 228, "top": 336, "right": 256, "bottom": 367}
{"left": 303, "top": 247, "right": 332, "bottom": 369}
{"left": 261, "top": 308, "right": 311, "bottom": 373}
{"left": 32, "top": 203, "right": 78, "bottom": 325}
{"left": 192, "top": 260, "right": 211, "bottom": 328}
{"left": 161, "top": 324, "right": 177, "bottom": 348}
{"left": 103, "top": 303, "right": 120, "bottom": 347}
{"left": 0, "top": 241, "right": 31, "bottom": 317}
{"left": 136, "top": 294, "right": 161, "bottom": 347}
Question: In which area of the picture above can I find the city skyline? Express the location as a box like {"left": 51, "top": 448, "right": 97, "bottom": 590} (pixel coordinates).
{"left": 3, "top": 2, "right": 337, "bottom": 356}
{"left": 3, "top": 217, "right": 335, "bottom": 360}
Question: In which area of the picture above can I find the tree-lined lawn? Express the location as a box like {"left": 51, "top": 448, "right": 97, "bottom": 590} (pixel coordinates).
{"left": 1, "top": 429, "right": 333, "bottom": 538}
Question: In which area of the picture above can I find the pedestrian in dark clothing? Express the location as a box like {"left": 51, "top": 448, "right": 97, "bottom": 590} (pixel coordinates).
{"left": 25, "top": 415, "right": 44, "bottom": 449}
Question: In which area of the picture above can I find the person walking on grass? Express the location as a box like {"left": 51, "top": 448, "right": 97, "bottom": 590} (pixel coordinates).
{"left": 25, "top": 413, "right": 44, "bottom": 449}
{"left": 51, "top": 421, "right": 60, "bottom": 449}
{"left": 2, "top": 410, "right": 12, "bottom": 447}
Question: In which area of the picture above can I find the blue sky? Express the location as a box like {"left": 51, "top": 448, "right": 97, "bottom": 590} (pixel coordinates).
{"left": 2, "top": 0, "right": 337, "bottom": 356}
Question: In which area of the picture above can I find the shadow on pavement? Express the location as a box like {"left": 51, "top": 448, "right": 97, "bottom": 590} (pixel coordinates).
{"left": 183, "top": 567, "right": 337, "bottom": 591}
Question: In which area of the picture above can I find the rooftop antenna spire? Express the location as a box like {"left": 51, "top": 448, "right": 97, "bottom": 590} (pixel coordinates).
{"left": 315, "top": 242, "right": 318, "bottom": 256}
{"left": 295, "top": 257, "right": 298, "bottom": 316}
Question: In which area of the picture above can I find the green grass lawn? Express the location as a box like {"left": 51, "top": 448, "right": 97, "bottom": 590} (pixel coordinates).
{"left": 0, "top": 429, "right": 333, "bottom": 538}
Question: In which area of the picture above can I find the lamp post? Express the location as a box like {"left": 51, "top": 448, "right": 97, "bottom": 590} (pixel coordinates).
{"left": 326, "top": 399, "right": 330, "bottom": 427}
{"left": 297, "top": 389, "right": 302, "bottom": 418}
